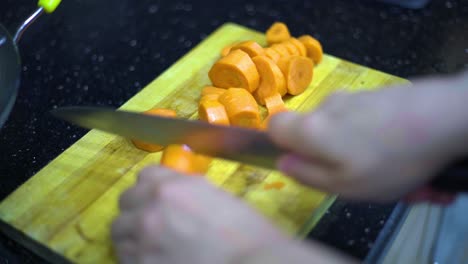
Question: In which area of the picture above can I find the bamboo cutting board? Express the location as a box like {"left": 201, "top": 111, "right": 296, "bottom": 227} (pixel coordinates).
{"left": 0, "top": 23, "right": 407, "bottom": 263}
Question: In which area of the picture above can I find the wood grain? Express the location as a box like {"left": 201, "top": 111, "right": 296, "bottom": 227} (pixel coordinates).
{"left": 0, "top": 23, "right": 408, "bottom": 263}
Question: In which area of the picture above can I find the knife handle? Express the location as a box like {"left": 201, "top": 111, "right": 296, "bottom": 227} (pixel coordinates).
{"left": 428, "top": 158, "right": 468, "bottom": 193}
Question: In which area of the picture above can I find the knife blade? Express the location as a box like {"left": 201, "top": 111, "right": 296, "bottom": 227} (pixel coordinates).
{"left": 51, "top": 107, "right": 284, "bottom": 169}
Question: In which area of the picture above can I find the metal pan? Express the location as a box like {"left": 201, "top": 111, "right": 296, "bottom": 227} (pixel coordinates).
{"left": 0, "top": 0, "right": 61, "bottom": 129}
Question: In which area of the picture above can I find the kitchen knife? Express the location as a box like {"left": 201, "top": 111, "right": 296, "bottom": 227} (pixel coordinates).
{"left": 51, "top": 106, "right": 284, "bottom": 169}
{"left": 51, "top": 106, "right": 468, "bottom": 194}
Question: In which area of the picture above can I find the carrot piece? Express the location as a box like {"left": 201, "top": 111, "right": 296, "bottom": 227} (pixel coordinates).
{"left": 201, "top": 86, "right": 226, "bottom": 97}
{"left": 264, "top": 93, "right": 287, "bottom": 115}
{"left": 160, "top": 144, "right": 211, "bottom": 175}
{"left": 261, "top": 94, "right": 288, "bottom": 130}
{"left": 282, "top": 42, "right": 300, "bottom": 56}
{"left": 288, "top": 38, "right": 307, "bottom": 57}
{"left": 198, "top": 100, "right": 230, "bottom": 126}
{"left": 221, "top": 44, "right": 235, "bottom": 57}
{"left": 276, "top": 55, "right": 314, "bottom": 95}
{"left": 264, "top": 181, "right": 286, "bottom": 190}
{"left": 271, "top": 44, "right": 290, "bottom": 58}
{"left": 298, "top": 35, "right": 323, "bottom": 64}
{"left": 131, "top": 108, "right": 177, "bottom": 152}
{"left": 231, "top": 41, "right": 265, "bottom": 58}
{"left": 266, "top": 22, "right": 291, "bottom": 45}
{"left": 251, "top": 56, "right": 286, "bottom": 105}
{"left": 199, "top": 94, "right": 221, "bottom": 105}
{"left": 208, "top": 49, "right": 260, "bottom": 93}
{"left": 218, "top": 88, "right": 261, "bottom": 128}
{"left": 264, "top": 48, "right": 281, "bottom": 63}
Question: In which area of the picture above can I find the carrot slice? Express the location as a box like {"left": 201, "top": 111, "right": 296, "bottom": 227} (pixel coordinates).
{"left": 298, "top": 35, "right": 323, "bottom": 64}
{"left": 271, "top": 44, "right": 290, "bottom": 58}
{"left": 264, "top": 181, "right": 286, "bottom": 190}
{"left": 160, "top": 144, "right": 211, "bottom": 175}
{"left": 221, "top": 44, "right": 235, "bottom": 57}
{"left": 198, "top": 100, "right": 230, "bottom": 126}
{"left": 266, "top": 22, "right": 291, "bottom": 45}
{"left": 218, "top": 88, "right": 261, "bottom": 128}
{"left": 131, "top": 108, "right": 177, "bottom": 152}
{"left": 289, "top": 38, "right": 307, "bottom": 57}
{"left": 199, "top": 94, "right": 221, "bottom": 105}
{"left": 201, "top": 86, "right": 226, "bottom": 97}
{"left": 264, "top": 48, "right": 281, "bottom": 63}
{"left": 264, "top": 93, "right": 287, "bottom": 115}
{"left": 282, "top": 42, "right": 300, "bottom": 56}
{"left": 252, "top": 56, "right": 286, "bottom": 105}
{"left": 231, "top": 41, "right": 265, "bottom": 58}
{"left": 208, "top": 49, "right": 260, "bottom": 93}
{"left": 261, "top": 94, "right": 288, "bottom": 130}
{"left": 277, "top": 56, "right": 314, "bottom": 95}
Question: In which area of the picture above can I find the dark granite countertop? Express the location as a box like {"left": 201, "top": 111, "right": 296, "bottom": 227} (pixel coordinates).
{"left": 0, "top": 0, "right": 467, "bottom": 262}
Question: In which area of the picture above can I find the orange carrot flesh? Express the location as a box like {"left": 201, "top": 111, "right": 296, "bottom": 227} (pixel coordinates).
{"left": 199, "top": 94, "right": 221, "bottom": 105}
{"left": 266, "top": 22, "right": 291, "bottom": 45}
{"left": 208, "top": 49, "right": 260, "bottom": 93}
{"left": 289, "top": 38, "right": 307, "bottom": 57}
{"left": 221, "top": 44, "right": 234, "bottom": 57}
{"left": 252, "top": 56, "right": 286, "bottom": 105}
{"left": 282, "top": 42, "right": 300, "bottom": 56}
{"left": 131, "top": 108, "right": 177, "bottom": 152}
{"left": 218, "top": 88, "right": 261, "bottom": 128}
{"left": 160, "top": 144, "right": 211, "bottom": 175}
{"left": 264, "top": 48, "right": 281, "bottom": 63}
{"left": 264, "top": 93, "right": 287, "bottom": 115}
{"left": 264, "top": 181, "right": 286, "bottom": 190}
{"left": 201, "top": 86, "right": 226, "bottom": 97}
{"left": 198, "top": 100, "right": 230, "bottom": 126}
{"left": 277, "top": 56, "right": 314, "bottom": 95}
{"left": 298, "top": 35, "right": 323, "bottom": 64}
{"left": 232, "top": 41, "right": 265, "bottom": 58}
{"left": 271, "top": 44, "right": 290, "bottom": 58}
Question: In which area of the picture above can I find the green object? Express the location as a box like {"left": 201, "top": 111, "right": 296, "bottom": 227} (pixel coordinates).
{"left": 38, "top": 0, "right": 62, "bottom": 13}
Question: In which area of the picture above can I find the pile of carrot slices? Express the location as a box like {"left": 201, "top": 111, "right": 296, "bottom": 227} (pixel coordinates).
{"left": 131, "top": 22, "right": 323, "bottom": 178}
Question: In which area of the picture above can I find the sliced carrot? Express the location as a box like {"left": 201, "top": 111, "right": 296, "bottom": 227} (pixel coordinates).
{"left": 264, "top": 48, "right": 281, "bottom": 63}
{"left": 201, "top": 86, "right": 226, "bottom": 97}
{"left": 198, "top": 100, "right": 230, "bottom": 126}
{"left": 277, "top": 55, "right": 314, "bottom": 95}
{"left": 288, "top": 38, "right": 307, "bottom": 57}
{"left": 251, "top": 56, "right": 286, "bottom": 105}
{"left": 271, "top": 44, "right": 290, "bottom": 58}
{"left": 221, "top": 44, "right": 235, "bottom": 57}
{"left": 218, "top": 88, "right": 261, "bottom": 128}
{"left": 282, "top": 42, "right": 300, "bottom": 56}
{"left": 298, "top": 35, "right": 323, "bottom": 64}
{"left": 266, "top": 22, "right": 291, "bottom": 45}
{"left": 264, "top": 181, "right": 286, "bottom": 190}
{"left": 261, "top": 95, "right": 288, "bottom": 130}
{"left": 199, "top": 94, "right": 221, "bottom": 105}
{"left": 131, "top": 108, "right": 177, "bottom": 152}
{"left": 160, "top": 144, "right": 211, "bottom": 175}
{"left": 208, "top": 49, "right": 260, "bottom": 93}
{"left": 264, "top": 93, "right": 287, "bottom": 115}
{"left": 231, "top": 41, "right": 265, "bottom": 58}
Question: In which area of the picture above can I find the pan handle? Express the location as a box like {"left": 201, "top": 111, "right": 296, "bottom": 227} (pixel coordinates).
{"left": 13, "top": 0, "right": 62, "bottom": 43}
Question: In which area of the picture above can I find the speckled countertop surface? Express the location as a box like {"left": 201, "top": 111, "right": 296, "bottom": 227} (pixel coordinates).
{"left": 0, "top": 0, "right": 467, "bottom": 262}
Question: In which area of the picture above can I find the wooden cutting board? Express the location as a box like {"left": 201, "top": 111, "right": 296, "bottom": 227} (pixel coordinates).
{"left": 0, "top": 23, "right": 408, "bottom": 263}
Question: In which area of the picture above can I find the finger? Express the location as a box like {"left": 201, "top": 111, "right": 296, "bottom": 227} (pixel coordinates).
{"left": 111, "top": 212, "right": 138, "bottom": 241}
{"left": 268, "top": 112, "right": 333, "bottom": 165}
{"left": 114, "top": 240, "right": 138, "bottom": 264}
{"left": 119, "top": 166, "right": 180, "bottom": 211}
{"left": 137, "top": 165, "right": 179, "bottom": 185}
{"left": 277, "top": 154, "right": 334, "bottom": 192}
